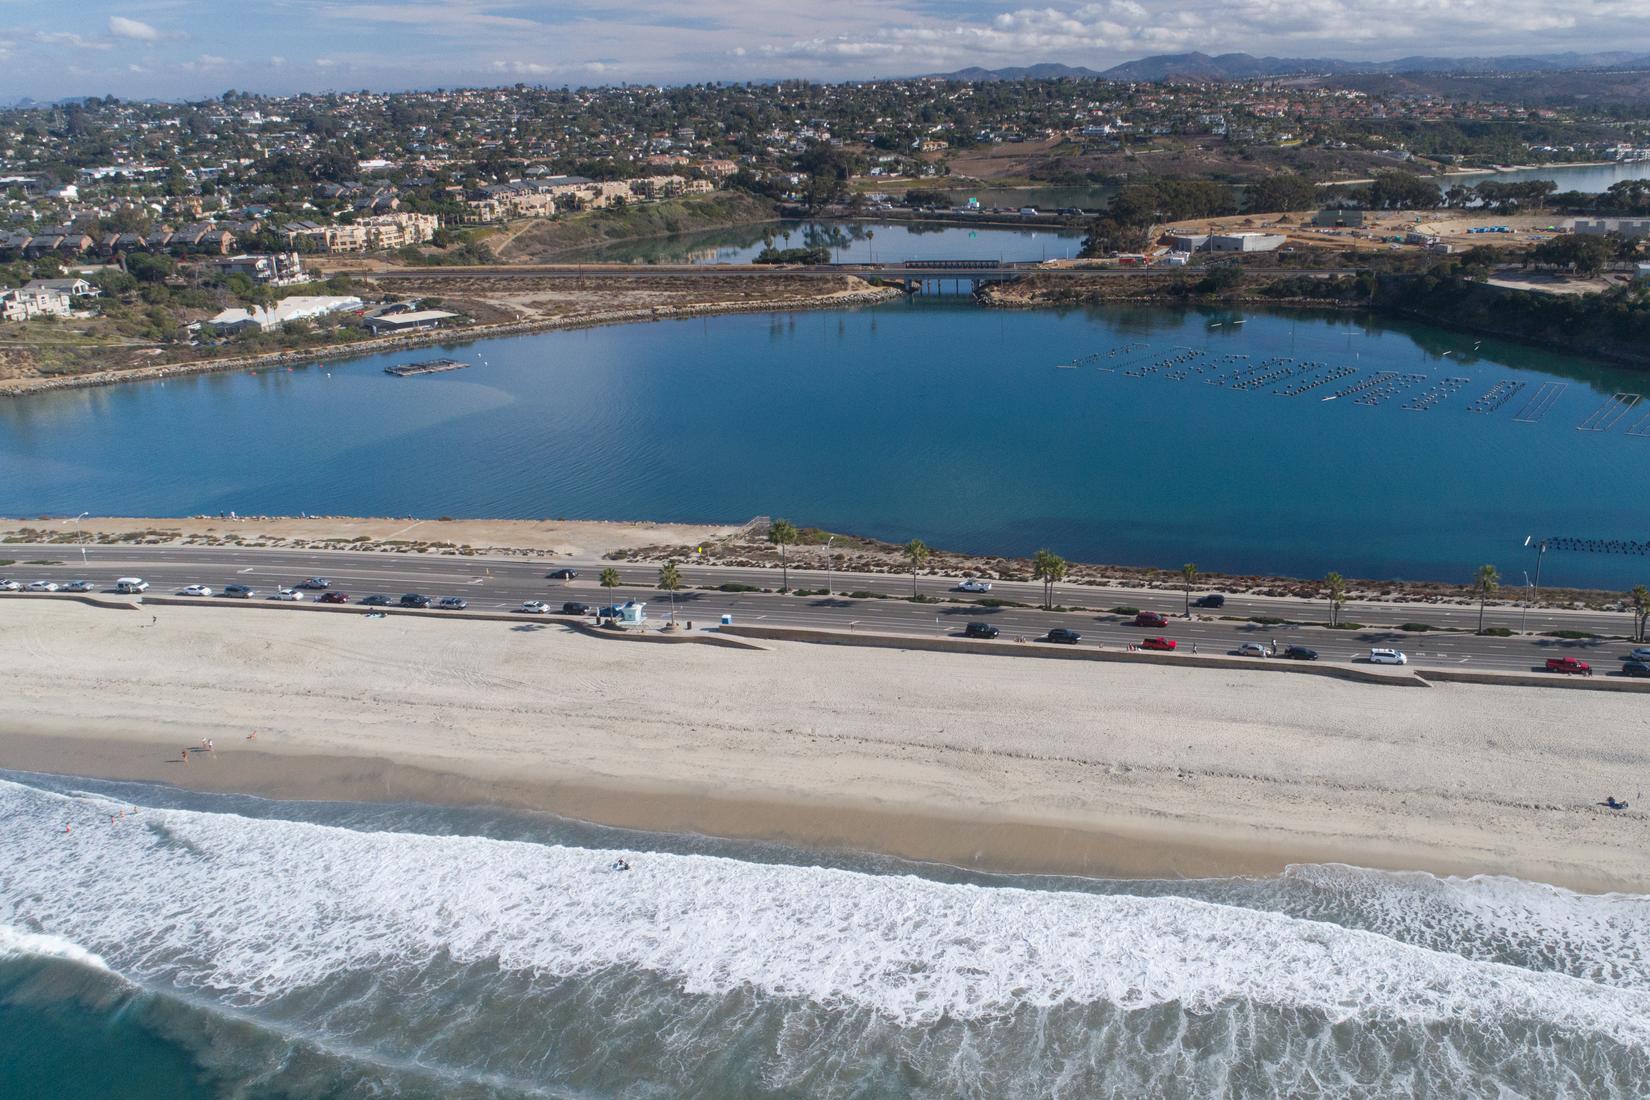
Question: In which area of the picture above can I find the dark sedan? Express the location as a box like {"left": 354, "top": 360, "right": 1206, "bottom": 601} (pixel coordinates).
{"left": 1044, "top": 628, "right": 1082, "bottom": 644}
{"left": 399, "top": 593, "right": 431, "bottom": 609}
{"left": 359, "top": 594, "right": 394, "bottom": 606}
{"left": 1281, "top": 646, "right": 1319, "bottom": 661}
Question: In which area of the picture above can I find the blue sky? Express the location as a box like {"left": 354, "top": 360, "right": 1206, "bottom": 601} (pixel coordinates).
{"left": 3, "top": 0, "right": 1648, "bottom": 99}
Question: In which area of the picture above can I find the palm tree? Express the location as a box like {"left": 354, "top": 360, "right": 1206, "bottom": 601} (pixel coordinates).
{"left": 1473, "top": 563, "right": 1500, "bottom": 634}
{"left": 1633, "top": 585, "right": 1650, "bottom": 643}
{"left": 905, "top": 538, "right": 930, "bottom": 597}
{"left": 658, "top": 560, "right": 683, "bottom": 625}
{"left": 599, "top": 567, "right": 621, "bottom": 622}
{"left": 1033, "top": 549, "right": 1067, "bottom": 610}
{"left": 1325, "top": 572, "right": 1347, "bottom": 627}
{"left": 768, "top": 518, "right": 798, "bottom": 591}
{"left": 1181, "top": 562, "right": 1197, "bottom": 617}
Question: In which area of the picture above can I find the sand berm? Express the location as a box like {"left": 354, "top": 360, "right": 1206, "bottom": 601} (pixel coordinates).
{"left": 2, "top": 600, "right": 1646, "bottom": 892}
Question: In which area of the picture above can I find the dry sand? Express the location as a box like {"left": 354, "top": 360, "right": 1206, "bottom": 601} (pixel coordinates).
{"left": 3, "top": 600, "right": 1648, "bottom": 890}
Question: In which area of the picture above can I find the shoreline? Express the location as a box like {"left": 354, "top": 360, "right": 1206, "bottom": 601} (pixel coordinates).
{"left": 2, "top": 600, "right": 1647, "bottom": 894}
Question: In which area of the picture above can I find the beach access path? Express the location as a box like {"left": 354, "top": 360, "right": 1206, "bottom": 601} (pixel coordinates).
{"left": 1, "top": 601, "right": 1646, "bottom": 892}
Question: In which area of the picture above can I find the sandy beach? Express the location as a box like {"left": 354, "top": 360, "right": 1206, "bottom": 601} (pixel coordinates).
{"left": 3, "top": 599, "right": 1648, "bottom": 890}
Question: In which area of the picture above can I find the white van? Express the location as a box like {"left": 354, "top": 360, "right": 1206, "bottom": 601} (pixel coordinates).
{"left": 115, "top": 577, "right": 149, "bottom": 594}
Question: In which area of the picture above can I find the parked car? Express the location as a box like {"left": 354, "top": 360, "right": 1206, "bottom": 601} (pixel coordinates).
{"left": 436, "top": 597, "right": 469, "bottom": 610}
{"left": 179, "top": 584, "right": 213, "bottom": 597}
{"left": 964, "top": 621, "right": 1000, "bottom": 639}
{"left": 1141, "top": 636, "right": 1177, "bottom": 651}
{"left": 298, "top": 577, "right": 331, "bottom": 589}
{"left": 1545, "top": 656, "right": 1592, "bottom": 676}
{"left": 26, "top": 581, "right": 60, "bottom": 592}
{"left": 317, "top": 592, "right": 350, "bottom": 604}
{"left": 1282, "top": 646, "right": 1319, "bottom": 661}
{"left": 518, "top": 601, "right": 552, "bottom": 614}
{"left": 1369, "top": 648, "right": 1407, "bottom": 665}
{"left": 1623, "top": 660, "right": 1650, "bottom": 677}
{"left": 955, "top": 579, "right": 993, "bottom": 593}
{"left": 399, "top": 593, "right": 431, "bottom": 608}
{"left": 1193, "top": 594, "right": 1226, "bottom": 608}
{"left": 223, "top": 584, "right": 255, "bottom": 599}
{"left": 1044, "top": 628, "right": 1082, "bottom": 644}
{"left": 268, "top": 588, "right": 304, "bottom": 601}
{"left": 359, "top": 594, "right": 393, "bottom": 606}
{"left": 114, "top": 577, "right": 148, "bottom": 594}
{"left": 561, "top": 601, "right": 590, "bottom": 615}
{"left": 1237, "top": 641, "right": 1268, "bottom": 657}
{"left": 547, "top": 568, "right": 579, "bottom": 580}
{"left": 61, "top": 580, "right": 94, "bottom": 593}
{"left": 0, "top": 579, "right": 20, "bottom": 592}
{"left": 1134, "top": 611, "right": 1169, "bottom": 628}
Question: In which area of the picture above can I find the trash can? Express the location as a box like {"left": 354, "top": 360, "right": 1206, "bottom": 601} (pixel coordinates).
{"left": 720, "top": 613, "right": 733, "bottom": 626}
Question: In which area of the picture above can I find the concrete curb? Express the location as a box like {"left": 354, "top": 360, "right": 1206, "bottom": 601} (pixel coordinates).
{"left": 1416, "top": 668, "right": 1650, "bottom": 693}
{"left": 717, "top": 624, "right": 1427, "bottom": 686}
{"left": 0, "top": 591, "right": 140, "bottom": 611}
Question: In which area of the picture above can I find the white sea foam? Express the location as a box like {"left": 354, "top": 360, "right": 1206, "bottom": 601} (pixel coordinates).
{"left": 0, "top": 922, "right": 112, "bottom": 973}
{"left": 2, "top": 779, "right": 1647, "bottom": 1044}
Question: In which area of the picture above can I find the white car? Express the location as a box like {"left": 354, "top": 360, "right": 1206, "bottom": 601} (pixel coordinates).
{"left": 0, "top": 580, "right": 21, "bottom": 592}
{"left": 180, "top": 584, "right": 214, "bottom": 597}
{"left": 26, "top": 581, "right": 59, "bottom": 592}
{"left": 518, "top": 600, "right": 553, "bottom": 614}
{"left": 1369, "top": 648, "right": 1408, "bottom": 665}
{"left": 1237, "top": 642, "right": 1268, "bottom": 657}
{"left": 268, "top": 588, "right": 304, "bottom": 601}
{"left": 955, "top": 579, "right": 993, "bottom": 593}
{"left": 1629, "top": 647, "right": 1650, "bottom": 661}
{"left": 298, "top": 577, "right": 331, "bottom": 589}
{"left": 62, "top": 580, "right": 94, "bottom": 592}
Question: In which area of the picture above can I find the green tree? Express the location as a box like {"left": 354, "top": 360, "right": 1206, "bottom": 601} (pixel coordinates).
{"left": 1367, "top": 171, "right": 1441, "bottom": 211}
{"left": 1325, "top": 572, "right": 1347, "bottom": 627}
{"left": 1244, "top": 173, "right": 1317, "bottom": 215}
{"left": 1181, "top": 563, "right": 1197, "bottom": 616}
{"left": 1633, "top": 585, "right": 1650, "bottom": 643}
{"left": 1531, "top": 232, "right": 1615, "bottom": 276}
{"left": 1473, "top": 563, "right": 1500, "bottom": 634}
{"left": 768, "top": 518, "right": 798, "bottom": 591}
{"left": 1033, "top": 548, "right": 1067, "bottom": 610}
{"left": 599, "top": 567, "right": 621, "bottom": 622}
{"left": 905, "top": 538, "right": 930, "bottom": 597}
{"left": 658, "top": 560, "right": 683, "bottom": 625}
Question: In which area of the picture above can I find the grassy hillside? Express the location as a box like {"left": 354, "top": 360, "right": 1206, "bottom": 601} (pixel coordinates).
{"left": 491, "top": 191, "right": 778, "bottom": 262}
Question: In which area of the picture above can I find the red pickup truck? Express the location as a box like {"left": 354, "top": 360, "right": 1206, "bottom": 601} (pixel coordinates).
{"left": 1545, "top": 657, "right": 1593, "bottom": 676}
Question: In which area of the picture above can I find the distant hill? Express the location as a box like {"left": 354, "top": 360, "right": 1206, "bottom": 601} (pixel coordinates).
{"left": 926, "top": 52, "right": 1650, "bottom": 83}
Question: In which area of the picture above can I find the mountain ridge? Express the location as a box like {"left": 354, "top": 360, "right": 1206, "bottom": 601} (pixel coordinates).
{"left": 925, "top": 51, "right": 1650, "bottom": 82}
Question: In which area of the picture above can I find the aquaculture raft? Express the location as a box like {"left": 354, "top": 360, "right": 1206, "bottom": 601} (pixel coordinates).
{"left": 385, "top": 359, "right": 471, "bottom": 377}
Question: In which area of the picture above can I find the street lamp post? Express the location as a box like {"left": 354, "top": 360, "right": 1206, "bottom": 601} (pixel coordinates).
{"left": 1521, "top": 536, "right": 1548, "bottom": 632}
{"left": 825, "top": 536, "right": 835, "bottom": 597}
{"left": 71, "top": 511, "right": 88, "bottom": 567}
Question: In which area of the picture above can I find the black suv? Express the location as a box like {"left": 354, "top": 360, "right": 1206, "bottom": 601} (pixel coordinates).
{"left": 359, "top": 594, "right": 393, "bottom": 606}
{"left": 1193, "top": 594, "right": 1226, "bottom": 608}
{"left": 1044, "top": 627, "right": 1082, "bottom": 644}
{"left": 1624, "top": 660, "right": 1650, "bottom": 677}
{"left": 547, "top": 568, "right": 579, "bottom": 580}
{"left": 562, "top": 601, "right": 590, "bottom": 615}
{"left": 964, "top": 622, "right": 1000, "bottom": 639}
{"left": 399, "top": 593, "right": 431, "bottom": 608}
{"left": 1282, "top": 646, "right": 1319, "bottom": 661}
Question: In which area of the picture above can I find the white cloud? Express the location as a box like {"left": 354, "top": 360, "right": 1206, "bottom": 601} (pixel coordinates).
{"left": 33, "top": 30, "right": 111, "bottom": 50}
{"left": 108, "top": 15, "right": 162, "bottom": 42}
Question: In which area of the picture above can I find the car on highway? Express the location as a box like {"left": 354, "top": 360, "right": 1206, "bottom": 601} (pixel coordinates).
{"left": 562, "top": 601, "right": 590, "bottom": 615}
{"left": 179, "top": 584, "right": 213, "bottom": 597}
{"left": 359, "top": 594, "right": 394, "bottom": 606}
{"left": 1628, "top": 647, "right": 1650, "bottom": 662}
{"left": 1369, "top": 648, "right": 1407, "bottom": 665}
{"left": 1237, "top": 641, "right": 1268, "bottom": 657}
{"left": 61, "top": 580, "right": 94, "bottom": 593}
{"left": 399, "top": 593, "right": 431, "bottom": 608}
{"left": 1134, "top": 611, "right": 1169, "bottom": 628}
{"left": 518, "top": 601, "right": 553, "bottom": 614}
{"left": 26, "top": 581, "right": 60, "bottom": 592}
{"left": 955, "top": 579, "right": 993, "bottom": 593}
{"left": 1141, "top": 636, "right": 1177, "bottom": 651}
{"left": 0, "top": 579, "right": 20, "bottom": 592}
{"left": 1044, "top": 627, "right": 1082, "bottom": 644}
{"left": 547, "top": 568, "right": 579, "bottom": 580}
{"left": 115, "top": 577, "right": 148, "bottom": 594}
{"left": 1193, "top": 594, "right": 1226, "bottom": 609}
{"left": 223, "top": 584, "right": 255, "bottom": 598}
{"left": 1281, "top": 646, "right": 1319, "bottom": 661}
{"left": 298, "top": 577, "right": 331, "bottom": 589}
{"left": 435, "top": 597, "right": 469, "bottom": 610}
{"left": 268, "top": 587, "right": 304, "bottom": 601}
{"left": 317, "top": 592, "right": 351, "bottom": 604}
{"left": 1544, "top": 656, "right": 1592, "bottom": 676}
{"left": 964, "top": 621, "right": 1000, "bottom": 639}
{"left": 1623, "top": 660, "right": 1650, "bottom": 677}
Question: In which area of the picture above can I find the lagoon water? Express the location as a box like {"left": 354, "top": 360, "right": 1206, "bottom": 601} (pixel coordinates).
{"left": 5, "top": 297, "right": 1650, "bottom": 588}
{"left": 561, "top": 219, "right": 1085, "bottom": 265}
{"left": 3, "top": 772, "right": 1647, "bottom": 1099}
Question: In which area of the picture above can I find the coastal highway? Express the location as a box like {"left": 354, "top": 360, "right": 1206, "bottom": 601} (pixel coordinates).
{"left": 3, "top": 544, "right": 1643, "bottom": 675}
{"left": 366, "top": 263, "right": 1352, "bottom": 281}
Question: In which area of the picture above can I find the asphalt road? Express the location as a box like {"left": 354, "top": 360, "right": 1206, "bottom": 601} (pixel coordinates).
{"left": 3, "top": 544, "right": 1644, "bottom": 676}
{"left": 368, "top": 263, "right": 1351, "bottom": 282}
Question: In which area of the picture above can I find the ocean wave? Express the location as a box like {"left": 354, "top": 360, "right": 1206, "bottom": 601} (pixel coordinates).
{"left": 2, "top": 779, "right": 1646, "bottom": 1040}
{"left": 0, "top": 922, "right": 113, "bottom": 974}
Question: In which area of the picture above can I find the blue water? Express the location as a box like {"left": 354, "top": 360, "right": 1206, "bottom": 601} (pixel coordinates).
{"left": 1446, "top": 161, "right": 1650, "bottom": 193}
{"left": 563, "top": 218, "right": 1084, "bottom": 264}
{"left": 4, "top": 298, "right": 1650, "bottom": 588}
{"left": 3, "top": 772, "right": 1647, "bottom": 1098}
